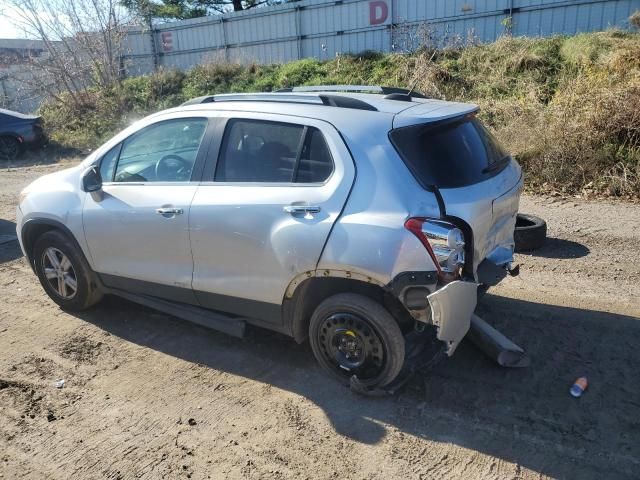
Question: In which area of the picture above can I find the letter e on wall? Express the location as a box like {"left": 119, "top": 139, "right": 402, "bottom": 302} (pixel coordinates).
{"left": 369, "top": 1, "right": 389, "bottom": 26}
{"left": 161, "top": 32, "right": 173, "bottom": 52}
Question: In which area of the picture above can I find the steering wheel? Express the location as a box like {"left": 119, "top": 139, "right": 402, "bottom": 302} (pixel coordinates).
{"left": 155, "top": 154, "right": 190, "bottom": 181}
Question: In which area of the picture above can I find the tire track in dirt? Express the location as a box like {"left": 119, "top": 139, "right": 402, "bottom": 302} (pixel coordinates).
{"left": 2, "top": 161, "right": 640, "bottom": 479}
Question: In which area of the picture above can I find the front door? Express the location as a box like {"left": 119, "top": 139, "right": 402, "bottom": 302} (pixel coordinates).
{"left": 189, "top": 113, "right": 355, "bottom": 323}
{"left": 83, "top": 116, "right": 210, "bottom": 302}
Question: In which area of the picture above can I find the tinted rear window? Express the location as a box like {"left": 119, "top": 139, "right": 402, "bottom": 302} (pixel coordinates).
{"left": 390, "top": 117, "right": 510, "bottom": 189}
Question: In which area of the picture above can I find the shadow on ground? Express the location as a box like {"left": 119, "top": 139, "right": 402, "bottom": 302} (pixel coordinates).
{"left": 73, "top": 292, "right": 640, "bottom": 480}
{"left": 520, "top": 236, "right": 590, "bottom": 259}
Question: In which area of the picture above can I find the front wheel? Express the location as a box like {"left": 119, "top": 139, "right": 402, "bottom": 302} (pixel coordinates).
{"left": 0, "top": 136, "right": 19, "bottom": 161}
{"left": 309, "top": 293, "right": 405, "bottom": 389}
{"left": 33, "top": 230, "right": 103, "bottom": 311}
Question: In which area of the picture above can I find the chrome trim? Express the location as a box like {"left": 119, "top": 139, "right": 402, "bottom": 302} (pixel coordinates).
{"left": 283, "top": 205, "right": 321, "bottom": 214}
{"left": 156, "top": 207, "right": 184, "bottom": 215}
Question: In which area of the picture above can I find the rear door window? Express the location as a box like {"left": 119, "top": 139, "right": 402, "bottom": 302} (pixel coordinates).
{"left": 389, "top": 117, "right": 510, "bottom": 189}
{"left": 296, "top": 128, "right": 333, "bottom": 183}
{"left": 215, "top": 119, "right": 333, "bottom": 183}
{"left": 215, "top": 119, "right": 303, "bottom": 182}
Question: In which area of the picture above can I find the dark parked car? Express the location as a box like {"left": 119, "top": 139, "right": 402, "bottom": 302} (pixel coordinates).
{"left": 0, "top": 108, "right": 47, "bottom": 161}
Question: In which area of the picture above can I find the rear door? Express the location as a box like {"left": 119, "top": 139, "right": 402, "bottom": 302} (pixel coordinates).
{"left": 189, "top": 112, "right": 355, "bottom": 323}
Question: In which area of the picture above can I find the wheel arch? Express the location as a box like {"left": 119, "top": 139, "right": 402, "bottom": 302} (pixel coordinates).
{"left": 283, "top": 273, "right": 415, "bottom": 344}
{"left": 21, "top": 219, "right": 88, "bottom": 269}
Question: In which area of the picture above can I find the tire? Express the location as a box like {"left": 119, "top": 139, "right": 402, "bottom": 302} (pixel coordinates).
{"left": 514, "top": 213, "right": 547, "bottom": 252}
{"left": 0, "top": 136, "right": 20, "bottom": 162}
{"left": 309, "top": 293, "right": 405, "bottom": 389}
{"left": 33, "top": 230, "right": 103, "bottom": 311}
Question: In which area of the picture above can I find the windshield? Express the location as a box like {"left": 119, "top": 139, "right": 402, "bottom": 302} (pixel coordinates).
{"left": 390, "top": 116, "right": 510, "bottom": 189}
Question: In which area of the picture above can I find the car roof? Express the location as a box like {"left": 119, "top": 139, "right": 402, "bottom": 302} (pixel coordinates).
{"left": 0, "top": 108, "right": 39, "bottom": 120}
{"left": 166, "top": 92, "right": 478, "bottom": 130}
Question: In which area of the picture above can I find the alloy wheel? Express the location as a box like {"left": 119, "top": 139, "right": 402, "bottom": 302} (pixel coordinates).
{"left": 41, "top": 247, "right": 78, "bottom": 299}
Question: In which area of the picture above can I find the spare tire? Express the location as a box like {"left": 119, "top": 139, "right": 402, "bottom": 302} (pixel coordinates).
{"left": 514, "top": 213, "right": 546, "bottom": 252}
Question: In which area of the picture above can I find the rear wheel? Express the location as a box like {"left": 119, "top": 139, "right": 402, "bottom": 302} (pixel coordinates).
{"left": 0, "top": 136, "right": 19, "bottom": 161}
{"left": 33, "top": 230, "right": 103, "bottom": 311}
{"left": 309, "top": 293, "right": 405, "bottom": 389}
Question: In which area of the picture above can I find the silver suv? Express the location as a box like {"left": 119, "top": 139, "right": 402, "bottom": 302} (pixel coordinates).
{"left": 17, "top": 86, "right": 522, "bottom": 390}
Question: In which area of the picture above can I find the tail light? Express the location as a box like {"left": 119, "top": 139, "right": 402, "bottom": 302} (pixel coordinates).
{"left": 405, "top": 218, "right": 466, "bottom": 281}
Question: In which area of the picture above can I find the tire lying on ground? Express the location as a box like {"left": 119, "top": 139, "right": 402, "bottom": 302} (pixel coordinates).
{"left": 514, "top": 213, "right": 547, "bottom": 252}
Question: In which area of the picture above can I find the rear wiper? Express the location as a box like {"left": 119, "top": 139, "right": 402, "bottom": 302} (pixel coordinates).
{"left": 482, "top": 155, "right": 511, "bottom": 174}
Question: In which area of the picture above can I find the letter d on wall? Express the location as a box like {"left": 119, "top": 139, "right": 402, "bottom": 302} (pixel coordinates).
{"left": 369, "top": 0, "right": 389, "bottom": 25}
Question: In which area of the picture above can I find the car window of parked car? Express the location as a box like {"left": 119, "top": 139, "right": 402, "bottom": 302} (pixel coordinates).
{"left": 215, "top": 119, "right": 333, "bottom": 183}
{"left": 99, "top": 143, "right": 122, "bottom": 182}
{"left": 295, "top": 127, "right": 333, "bottom": 183}
{"left": 113, "top": 118, "right": 207, "bottom": 183}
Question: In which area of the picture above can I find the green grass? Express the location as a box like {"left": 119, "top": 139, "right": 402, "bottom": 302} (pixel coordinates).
{"left": 41, "top": 30, "right": 640, "bottom": 198}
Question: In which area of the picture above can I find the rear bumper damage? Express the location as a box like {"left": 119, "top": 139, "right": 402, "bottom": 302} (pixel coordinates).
{"left": 426, "top": 280, "right": 478, "bottom": 355}
{"left": 406, "top": 257, "right": 521, "bottom": 358}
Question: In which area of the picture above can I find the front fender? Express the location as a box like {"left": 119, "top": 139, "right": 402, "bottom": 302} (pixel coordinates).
{"left": 17, "top": 165, "right": 91, "bottom": 266}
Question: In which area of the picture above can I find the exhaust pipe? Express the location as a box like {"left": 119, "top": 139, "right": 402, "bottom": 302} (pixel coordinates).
{"left": 467, "top": 314, "right": 530, "bottom": 368}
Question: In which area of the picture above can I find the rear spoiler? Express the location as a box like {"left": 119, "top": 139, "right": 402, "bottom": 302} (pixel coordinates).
{"left": 392, "top": 102, "right": 479, "bottom": 129}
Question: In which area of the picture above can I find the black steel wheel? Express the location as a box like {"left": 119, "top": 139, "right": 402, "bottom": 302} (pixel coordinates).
{"left": 0, "top": 136, "right": 19, "bottom": 162}
{"left": 309, "top": 293, "right": 405, "bottom": 388}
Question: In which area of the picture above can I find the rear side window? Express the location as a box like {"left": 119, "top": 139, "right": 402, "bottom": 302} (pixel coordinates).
{"left": 297, "top": 128, "right": 333, "bottom": 183}
{"left": 215, "top": 119, "right": 333, "bottom": 183}
{"left": 389, "top": 117, "right": 510, "bottom": 189}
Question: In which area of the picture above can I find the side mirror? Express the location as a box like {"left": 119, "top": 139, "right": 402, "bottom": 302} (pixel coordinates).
{"left": 82, "top": 165, "right": 102, "bottom": 192}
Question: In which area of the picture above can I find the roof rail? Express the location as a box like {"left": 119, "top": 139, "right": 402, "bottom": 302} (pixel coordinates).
{"left": 277, "top": 85, "right": 426, "bottom": 98}
{"left": 180, "top": 92, "right": 378, "bottom": 111}
{"left": 181, "top": 95, "right": 216, "bottom": 106}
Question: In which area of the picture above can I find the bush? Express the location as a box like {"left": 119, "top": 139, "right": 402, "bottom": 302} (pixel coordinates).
{"left": 40, "top": 30, "right": 640, "bottom": 197}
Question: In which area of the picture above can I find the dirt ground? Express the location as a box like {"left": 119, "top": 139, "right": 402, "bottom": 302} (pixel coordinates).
{"left": 1, "top": 157, "right": 639, "bottom": 479}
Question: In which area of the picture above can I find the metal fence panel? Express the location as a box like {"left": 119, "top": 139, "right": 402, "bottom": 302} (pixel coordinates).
{"left": 120, "top": 0, "right": 638, "bottom": 74}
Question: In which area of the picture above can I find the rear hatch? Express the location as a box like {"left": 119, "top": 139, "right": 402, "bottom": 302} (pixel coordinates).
{"left": 391, "top": 109, "right": 523, "bottom": 275}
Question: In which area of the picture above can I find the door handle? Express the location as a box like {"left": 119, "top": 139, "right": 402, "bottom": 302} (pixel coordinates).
{"left": 283, "top": 205, "right": 321, "bottom": 215}
{"left": 156, "top": 207, "right": 184, "bottom": 215}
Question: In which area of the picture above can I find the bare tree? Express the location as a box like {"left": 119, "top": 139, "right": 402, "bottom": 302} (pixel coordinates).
{"left": 8, "top": 0, "right": 129, "bottom": 107}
